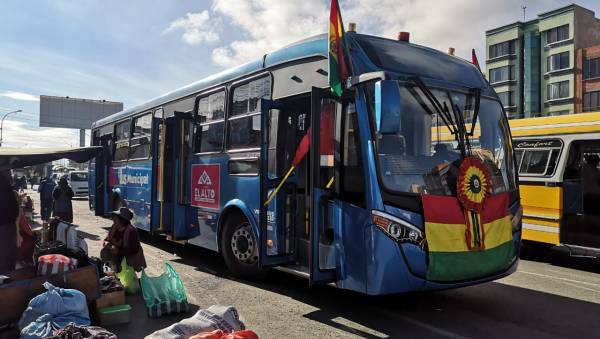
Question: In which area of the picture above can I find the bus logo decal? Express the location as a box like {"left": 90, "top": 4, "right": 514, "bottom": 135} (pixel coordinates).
{"left": 191, "top": 164, "right": 220, "bottom": 209}
{"left": 198, "top": 171, "right": 212, "bottom": 185}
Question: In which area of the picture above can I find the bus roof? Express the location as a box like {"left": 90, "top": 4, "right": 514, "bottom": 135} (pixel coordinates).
{"left": 93, "top": 34, "right": 328, "bottom": 129}
{"left": 510, "top": 111, "right": 600, "bottom": 137}
{"left": 93, "top": 32, "right": 489, "bottom": 129}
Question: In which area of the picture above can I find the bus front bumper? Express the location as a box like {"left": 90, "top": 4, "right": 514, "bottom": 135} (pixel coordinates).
{"left": 365, "top": 224, "right": 520, "bottom": 295}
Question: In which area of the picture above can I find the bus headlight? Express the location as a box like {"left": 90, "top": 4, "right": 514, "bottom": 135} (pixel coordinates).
{"left": 372, "top": 210, "right": 425, "bottom": 247}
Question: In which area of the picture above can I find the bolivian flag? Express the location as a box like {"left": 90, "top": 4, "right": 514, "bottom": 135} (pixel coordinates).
{"left": 329, "top": 0, "right": 349, "bottom": 97}
{"left": 422, "top": 193, "right": 515, "bottom": 282}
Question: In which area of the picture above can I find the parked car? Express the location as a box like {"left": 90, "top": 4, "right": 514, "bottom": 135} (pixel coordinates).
{"left": 67, "top": 170, "right": 89, "bottom": 197}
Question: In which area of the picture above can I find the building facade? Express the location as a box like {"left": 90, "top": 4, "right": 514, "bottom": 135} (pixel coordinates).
{"left": 486, "top": 5, "right": 600, "bottom": 119}
{"left": 576, "top": 45, "right": 600, "bottom": 112}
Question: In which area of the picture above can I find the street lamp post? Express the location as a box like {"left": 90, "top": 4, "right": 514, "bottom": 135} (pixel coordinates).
{"left": 0, "top": 109, "right": 22, "bottom": 147}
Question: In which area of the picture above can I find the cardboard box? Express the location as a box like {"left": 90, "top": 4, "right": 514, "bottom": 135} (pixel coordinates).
{"left": 95, "top": 289, "right": 125, "bottom": 309}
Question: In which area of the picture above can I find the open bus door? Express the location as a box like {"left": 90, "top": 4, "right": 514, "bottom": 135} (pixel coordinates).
{"left": 93, "top": 133, "right": 112, "bottom": 216}
{"left": 259, "top": 99, "right": 297, "bottom": 267}
{"left": 309, "top": 87, "right": 338, "bottom": 285}
{"left": 165, "top": 112, "right": 200, "bottom": 240}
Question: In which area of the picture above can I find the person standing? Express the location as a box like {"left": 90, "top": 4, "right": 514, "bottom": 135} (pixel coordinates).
{"left": 0, "top": 170, "right": 19, "bottom": 274}
{"left": 52, "top": 177, "right": 74, "bottom": 223}
{"left": 38, "top": 176, "right": 56, "bottom": 222}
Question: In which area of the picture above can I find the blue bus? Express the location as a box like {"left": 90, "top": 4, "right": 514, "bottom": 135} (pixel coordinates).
{"left": 90, "top": 32, "right": 522, "bottom": 294}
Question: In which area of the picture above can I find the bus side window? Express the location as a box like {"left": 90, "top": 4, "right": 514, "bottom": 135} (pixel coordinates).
{"left": 227, "top": 76, "right": 271, "bottom": 150}
{"left": 113, "top": 120, "right": 130, "bottom": 162}
{"left": 341, "top": 102, "right": 365, "bottom": 206}
{"left": 194, "top": 91, "right": 225, "bottom": 153}
{"left": 129, "top": 113, "right": 152, "bottom": 159}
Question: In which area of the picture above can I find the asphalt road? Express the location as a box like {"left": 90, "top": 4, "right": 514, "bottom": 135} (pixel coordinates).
{"left": 26, "top": 189, "right": 600, "bottom": 338}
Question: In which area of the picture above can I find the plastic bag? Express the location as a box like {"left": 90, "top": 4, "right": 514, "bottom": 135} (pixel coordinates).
{"left": 141, "top": 262, "right": 189, "bottom": 318}
{"left": 116, "top": 257, "right": 140, "bottom": 294}
{"left": 19, "top": 282, "right": 90, "bottom": 339}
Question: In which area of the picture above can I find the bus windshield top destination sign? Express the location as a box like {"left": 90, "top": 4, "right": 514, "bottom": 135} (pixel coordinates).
{"left": 515, "top": 139, "right": 563, "bottom": 149}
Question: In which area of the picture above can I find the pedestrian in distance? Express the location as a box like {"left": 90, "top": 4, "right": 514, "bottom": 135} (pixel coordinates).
{"left": 0, "top": 170, "right": 19, "bottom": 274}
{"left": 101, "top": 207, "right": 147, "bottom": 272}
{"left": 37, "top": 176, "right": 56, "bottom": 222}
{"left": 52, "top": 177, "right": 74, "bottom": 223}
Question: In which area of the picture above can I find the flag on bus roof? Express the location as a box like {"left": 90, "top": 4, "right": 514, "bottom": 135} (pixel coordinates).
{"left": 422, "top": 193, "right": 515, "bottom": 281}
{"left": 471, "top": 48, "right": 481, "bottom": 71}
{"left": 329, "top": 0, "right": 349, "bottom": 97}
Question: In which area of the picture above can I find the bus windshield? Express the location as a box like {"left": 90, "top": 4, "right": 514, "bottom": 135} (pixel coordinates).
{"left": 370, "top": 82, "right": 517, "bottom": 196}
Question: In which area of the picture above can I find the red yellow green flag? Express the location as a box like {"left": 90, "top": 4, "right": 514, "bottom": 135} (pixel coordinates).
{"left": 422, "top": 193, "right": 515, "bottom": 282}
{"left": 329, "top": 0, "right": 349, "bottom": 97}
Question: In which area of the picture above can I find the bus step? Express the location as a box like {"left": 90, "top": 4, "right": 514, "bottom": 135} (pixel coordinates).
{"left": 166, "top": 235, "right": 187, "bottom": 245}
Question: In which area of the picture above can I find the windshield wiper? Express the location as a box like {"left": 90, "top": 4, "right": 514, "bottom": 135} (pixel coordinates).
{"left": 411, "top": 77, "right": 467, "bottom": 157}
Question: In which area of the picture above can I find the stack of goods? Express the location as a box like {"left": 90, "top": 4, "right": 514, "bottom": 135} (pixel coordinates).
{"left": 37, "top": 255, "right": 78, "bottom": 276}
{"left": 94, "top": 275, "right": 131, "bottom": 327}
{"left": 141, "top": 262, "right": 189, "bottom": 318}
{"left": 48, "top": 219, "right": 88, "bottom": 255}
{"left": 145, "top": 306, "right": 257, "bottom": 339}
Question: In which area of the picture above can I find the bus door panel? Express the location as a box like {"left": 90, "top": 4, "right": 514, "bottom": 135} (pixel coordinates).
{"left": 309, "top": 87, "right": 339, "bottom": 285}
{"left": 151, "top": 111, "right": 165, "bottom": 232}
{"left": 94, "top": 134, "right": 111, "bottom": 216}
{"left": 171, "top": 111, "right": 199, "bottom": 240}
{"left": 562, "top": 140, "right": 600, "bottom": 248}
{"left": 259, "top": 99, "right": 296, "bottom": 268}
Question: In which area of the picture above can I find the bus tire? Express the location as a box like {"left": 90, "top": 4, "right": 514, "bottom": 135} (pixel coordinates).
{"left": 221, "top": 213, "right": 265, "bottom": 279}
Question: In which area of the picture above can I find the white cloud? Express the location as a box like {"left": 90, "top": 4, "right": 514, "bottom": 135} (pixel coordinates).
{"left": 1, "top": 120, "right": 80, "bottom": 148}
{"left": 211, "top": 0, "right": 327, "bottom": 67}
{"left": 164, "top": 10, "right": 220, "bottom": 45}
{"left": 208, "top": 0, "right": 564, "bottom": 69}
{"left": 0, "top": 91, "right": 39, "bottom": 102}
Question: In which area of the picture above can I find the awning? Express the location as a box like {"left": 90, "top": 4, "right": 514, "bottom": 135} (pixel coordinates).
{"left": 0, "top": 146, "right": 102, "bottom": 170}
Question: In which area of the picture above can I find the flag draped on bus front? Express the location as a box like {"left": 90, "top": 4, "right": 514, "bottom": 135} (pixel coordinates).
{"left": 422, "top": 193, "right": 514, "bottom": 281}
{"left": 329, "top": 0, "right": 349, "bottom": 97}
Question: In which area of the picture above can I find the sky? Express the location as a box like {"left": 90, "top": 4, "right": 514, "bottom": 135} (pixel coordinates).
{"left": 1, "top": 0, "right": 599, "bottom": 148}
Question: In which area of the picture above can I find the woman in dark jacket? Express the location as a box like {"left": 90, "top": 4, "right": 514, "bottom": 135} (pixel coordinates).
{"left": 53, "top": 177, "right": 74, "bottom": 222}
{"left": 0, "top": 170, "right": 19, "bottom": 274}
{"left": 101, "top": 207, "right": 146, "bottom": 272}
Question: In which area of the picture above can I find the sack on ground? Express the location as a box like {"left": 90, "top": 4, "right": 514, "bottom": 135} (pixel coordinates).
{"left": 141, "top": 262, "right": 189, "bottom": 318}
{"left": 189, "top": 329, "right": 259, "bottom": 339}
{"left": 144, "top": 305, "right": 245, "bottom": 339}
{"left": 116, "top": 258, "right": 140, "bottom": 294}
{"left": 19, "top": 282, "right": 90, "bottom": 339}
{"left": 45, "top": 323, "right": 117, "bottom": 339}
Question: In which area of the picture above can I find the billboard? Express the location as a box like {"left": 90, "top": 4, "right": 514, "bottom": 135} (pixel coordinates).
{"left": 39, "top": 95, "right": 123, "bottom": 129}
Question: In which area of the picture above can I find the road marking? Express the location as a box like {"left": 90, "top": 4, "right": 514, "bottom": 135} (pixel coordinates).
{"left": 379, "top": 309, "right": 470, "bottom": 339}
{"left": 561, "top": 281, "right": 600, "bottom": 294}
{"left": 520, "top": 270, "right": 600, "bottom": 288}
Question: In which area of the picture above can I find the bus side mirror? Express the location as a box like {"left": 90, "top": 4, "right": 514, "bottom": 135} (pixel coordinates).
{"left": 375, "top": 80, "right": 402, "bottom": 135}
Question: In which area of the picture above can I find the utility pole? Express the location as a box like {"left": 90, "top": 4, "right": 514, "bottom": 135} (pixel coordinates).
{"left": 522, "top": 6, "right": 527, "bottom": 21}
{"left": 0, "top": 109, "right": 22, "bottom": 147}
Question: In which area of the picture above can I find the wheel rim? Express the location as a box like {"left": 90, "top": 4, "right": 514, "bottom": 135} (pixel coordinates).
{"left": 231, "top": 223, "right": 258, "bottom": 264}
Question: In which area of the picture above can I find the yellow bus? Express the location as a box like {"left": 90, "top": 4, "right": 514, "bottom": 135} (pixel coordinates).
{"left": 511, "top": 111, "right": 600, "bottom": 255}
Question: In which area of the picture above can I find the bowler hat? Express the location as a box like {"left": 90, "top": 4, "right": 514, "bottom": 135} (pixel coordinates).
{"left": 111, "top": 207, "right": 133, "bottom": 222}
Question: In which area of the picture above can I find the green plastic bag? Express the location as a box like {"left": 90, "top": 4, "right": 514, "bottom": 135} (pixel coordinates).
{"left": 116, "top": 258, "right": 140, "bottom": 294}
{"left": 141, "top": 262, "right": 189, "bottom": 318}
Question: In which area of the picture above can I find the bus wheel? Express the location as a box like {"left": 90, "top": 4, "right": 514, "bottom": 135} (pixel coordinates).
{"left": 221, "top": 214, "right": 263, "bottom": 279}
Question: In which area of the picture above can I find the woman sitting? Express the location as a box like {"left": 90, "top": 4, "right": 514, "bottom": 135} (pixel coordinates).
{"left": 101, "top": 207, "right": 146, "bottom": 272}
